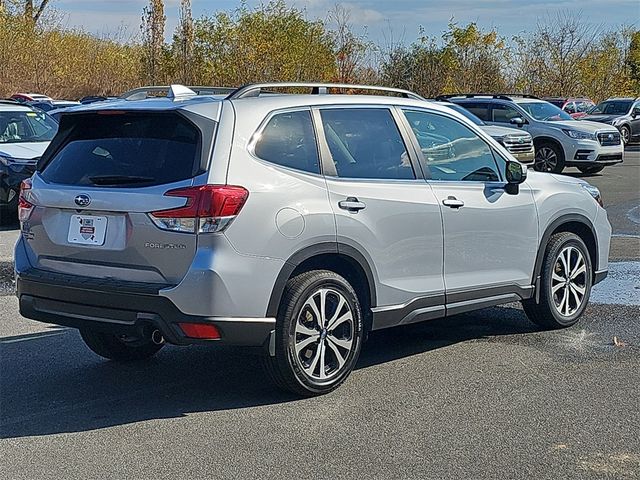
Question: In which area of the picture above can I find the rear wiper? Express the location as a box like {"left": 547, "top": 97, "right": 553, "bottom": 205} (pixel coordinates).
{"left": 88, "top": 175, "right": 154, "bottom": 185}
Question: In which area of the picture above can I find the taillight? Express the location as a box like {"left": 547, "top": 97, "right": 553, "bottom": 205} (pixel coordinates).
{"left": 149, "top": 185, "right": 249, "bottom": 234}
{"left": 18, "top": 178, "right": 34, "bottom": 223}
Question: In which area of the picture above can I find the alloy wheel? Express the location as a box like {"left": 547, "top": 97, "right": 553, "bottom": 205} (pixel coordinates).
{"left": 293, "top": 288, "right": 354, "bottom": 381}
{"left": 551, "top": 246, "right": 587, "bottom": 317}
{"left": 535, "top": 146, "right": 558, "bottom": 172}
{"left": 621, "top": 126, "right": 630, "bottom": 145}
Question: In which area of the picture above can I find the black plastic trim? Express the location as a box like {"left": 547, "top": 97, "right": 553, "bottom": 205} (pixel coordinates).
{"left": 265, "top": 242, "right": 377, "bottom": 317}
{"left": 532, "top": 214, "right": 599, "bottom": 285}
{"left": 447, "top": 284, "right": 534, "bottom": 304}
{"left": 370, "top": 283, "right": 534, "bottom": 331}
{"left": 594, "top": 269, "right": 608, "bottom": 285}
{"left": 371, "top": 294, "right": 444, "bottom": 330}
{"left": 17, "top": 274, "right": 274, "bottom": 347}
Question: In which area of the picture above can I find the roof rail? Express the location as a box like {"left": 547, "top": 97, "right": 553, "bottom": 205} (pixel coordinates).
{"left": 0, "top": 99, "right": 20, "bottom": 105}
{"left": 120, "top": 85, "right": 236, "bottom": 101}
{"left": 435, "top": 93, "right": 540, "bottom": 101}
{"left": 226, "top": 82, "right": 425, "bottom": 100}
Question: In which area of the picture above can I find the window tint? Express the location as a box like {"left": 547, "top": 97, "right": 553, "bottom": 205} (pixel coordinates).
{"left": 491, "top": 104, "right": 522, "bottom": 123}
{"left": 41, "top": 113, "right": 200, "bottom": 187}
{"left": 461, "top": 102, "right": 490, "bottom": 121}
{"left": 319, "top": 108, "right": 413, "bottom": 180}
{"left": 403, "top": 109, "right": 501, "bottom": 182}
{"left": 254, "top": 110, "right": 320, "bottom": 174}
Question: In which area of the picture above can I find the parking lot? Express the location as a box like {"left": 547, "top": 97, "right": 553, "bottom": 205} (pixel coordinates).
{"left": 1, "top": 150, "right": 639, "bottom": 479}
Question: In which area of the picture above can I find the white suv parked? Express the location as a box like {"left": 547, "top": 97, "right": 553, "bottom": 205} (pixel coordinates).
{"left": 15, "top": 84, "right": 611, "bottom": 395}
{"left": 441, "top": 94, "right": 624, "bottom": 174}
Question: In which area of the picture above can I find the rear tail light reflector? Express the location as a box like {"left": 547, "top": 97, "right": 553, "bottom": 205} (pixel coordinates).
{"left": 149, "top": 185, "right": 248, "bottom": 234}
{"left": 178, "top": 323, "right": 221, "bottom": 339}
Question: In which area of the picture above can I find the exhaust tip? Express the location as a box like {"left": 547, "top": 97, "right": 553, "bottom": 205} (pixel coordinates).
{"left": 151, "top": 329, "right": 165, "bottom": 345}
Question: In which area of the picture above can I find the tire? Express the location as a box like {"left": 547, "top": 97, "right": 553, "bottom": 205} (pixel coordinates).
{"left": 534, "top": 141, "right": 565, "bottom": 173}
{"left": 523, "top": 232, "right": 592, "bottom": 329}
{"left": 80, "top": 329, "right": 164, "bottom": 361}
{"left": 620, "top": 125, "right": 630, "bottom": 146}
{"left": 264, "top": 270, "right": 364, "bottom": 396}
{"left": 577, "top": 165, "right": 605, "bottom": 175}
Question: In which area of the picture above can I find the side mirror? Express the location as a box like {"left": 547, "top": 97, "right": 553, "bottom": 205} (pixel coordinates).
{"left": 505, "top": 160, "right": 527, "bottom": 194}
{"left": 509, "top": 117, "right": 526, "bottom": 127}
{"left": 632, "top": 108, "right": 640, "bottom": 118}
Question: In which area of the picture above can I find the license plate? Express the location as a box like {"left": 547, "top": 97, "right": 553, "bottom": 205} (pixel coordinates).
{"left": 68, "top": 215, "right": 107, "bottom": 245}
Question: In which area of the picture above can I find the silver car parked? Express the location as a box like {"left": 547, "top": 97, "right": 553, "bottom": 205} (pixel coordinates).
{"left": 15, "top": 83, "right": 611, "bottom": 395}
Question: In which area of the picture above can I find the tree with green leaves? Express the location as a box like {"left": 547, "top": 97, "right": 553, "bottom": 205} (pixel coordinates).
{"left": 192, "top": 0, "right": 336, "bottom": 87}
{"left": 628, "top": 30, "right": 640, "bottom": 94}
{"left": 141, "top": 0, "right": 166, "bottom": 84}
{"left": 171, "top": 0, "right": 195, "bottom": 84}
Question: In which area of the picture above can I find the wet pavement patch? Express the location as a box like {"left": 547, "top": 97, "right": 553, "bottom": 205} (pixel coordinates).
{"left": 591, "top": 261, "right": 640, "bottom": 306}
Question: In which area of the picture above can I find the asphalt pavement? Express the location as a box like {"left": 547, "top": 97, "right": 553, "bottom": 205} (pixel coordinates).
{"left": 0, "top": 149, "right": 638, "bottom": 479}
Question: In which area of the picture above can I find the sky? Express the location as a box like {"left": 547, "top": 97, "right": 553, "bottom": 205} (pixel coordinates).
{"left": 54, "top": 0, "right": 639, "bottom": 45}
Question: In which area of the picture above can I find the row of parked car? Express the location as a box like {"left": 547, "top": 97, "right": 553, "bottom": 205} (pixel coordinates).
{"left": 0, "top": 87, "right": 636, "bottom": 224}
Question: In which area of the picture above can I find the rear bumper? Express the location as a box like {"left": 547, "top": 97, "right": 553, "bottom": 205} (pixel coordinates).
{"left": 16, "top": 271, "right": 275, "bottom": 347}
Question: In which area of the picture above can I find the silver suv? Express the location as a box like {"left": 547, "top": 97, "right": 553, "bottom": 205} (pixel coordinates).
{"left": 15, "top": 83, "right": 611, "bottom": 395}
{"left": 440, "top": 94, "right": 624, "bottom": 174}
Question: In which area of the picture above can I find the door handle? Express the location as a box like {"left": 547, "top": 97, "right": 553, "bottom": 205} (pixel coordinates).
{"left": 442, "top": 196, "right": 464, "bottom": 209}
{"left": 338, "top": 197, "right": 366, "bottom": 212}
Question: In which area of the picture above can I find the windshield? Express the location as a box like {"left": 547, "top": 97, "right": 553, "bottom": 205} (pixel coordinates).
{"left": 519, "top": 101, "right": 573, "bottom": 121}
{"left": 0, "top": 110, "right": 58, "bottom": 143}
{"left": 445, "top": 103, "right": 484, "bottom": 126}
{"left": 588, "top": 100, "right": 632, "bottom": 115}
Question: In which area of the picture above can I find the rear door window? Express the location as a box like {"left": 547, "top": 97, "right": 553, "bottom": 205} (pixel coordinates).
{"left": 461, "top": 102, "right": 490, "bottom": 121}
{"left": 491, "top": 104, "right": 522, "bottom": 123}
{"left": 319, "top": 108, "right": 414, "bottom": 180}
{"left": 40, "top": 112, "right": 201, "bottom": 187}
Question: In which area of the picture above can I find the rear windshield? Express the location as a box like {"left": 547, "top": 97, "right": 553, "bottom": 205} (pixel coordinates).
{"left": 41, "top": 112, "right": 201, "bottom": 187}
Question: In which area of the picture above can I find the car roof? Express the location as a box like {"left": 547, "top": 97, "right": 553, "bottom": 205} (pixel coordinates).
{"left": 449, "top": 96, "right": 543, "bottom": 104}
{"left": 0, "top": 102, "right": 35, "bottom": 112}
{"left": 55, "top": 89, "right": 453, "bottom": 121}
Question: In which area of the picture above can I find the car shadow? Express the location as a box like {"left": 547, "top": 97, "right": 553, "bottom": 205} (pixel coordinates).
{"left": 0, "top": 305, "right": 537, "bottom": 439}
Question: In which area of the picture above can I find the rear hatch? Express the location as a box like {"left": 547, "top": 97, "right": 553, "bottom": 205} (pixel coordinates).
{"left": 23, "top": 110, "right": 215, "bottom": 286}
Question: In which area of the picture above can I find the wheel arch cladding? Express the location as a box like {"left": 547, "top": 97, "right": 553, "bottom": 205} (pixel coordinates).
{"left": 266, "top": 242, "right": 376, "bottom": 331}
{"left": 533, "top": 214, "right": 598, "bottom": 285}
{"left": 534, "top": 136, "right": 565, "bottom": 160}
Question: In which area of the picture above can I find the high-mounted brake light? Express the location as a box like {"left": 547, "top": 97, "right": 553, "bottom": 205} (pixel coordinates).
{"left": 149, "top": 185, "right": 249, "bottom": 234}
{"left": 18, "top": 178, "right": 34, "bottom": 223}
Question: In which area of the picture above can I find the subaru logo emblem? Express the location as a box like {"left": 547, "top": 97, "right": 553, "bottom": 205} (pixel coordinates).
{"left": 74, "top": 194, "right": 91, "bottom": 207}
